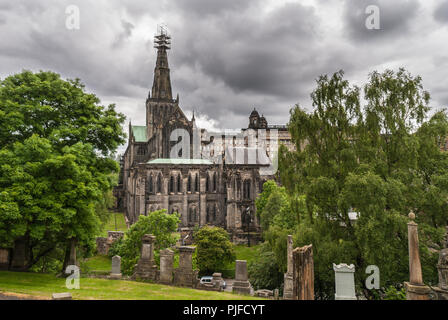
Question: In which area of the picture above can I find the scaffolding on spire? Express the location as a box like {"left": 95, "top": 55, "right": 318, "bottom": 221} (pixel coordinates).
{"left": 154, "top": 24, "right": 171, "bottom": 50}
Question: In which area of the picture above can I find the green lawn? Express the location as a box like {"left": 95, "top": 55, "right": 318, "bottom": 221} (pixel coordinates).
{"left": 218, "top": 244, "right": 261, "bottom": 278}
{"left": 82, "top": 255, "right": 111, "bottom": 273}
{"left": 234, "top": 244, "right": 261, "bottom": 263}
{"left": 0, "top": 271, "right": 264, "bottom": 300}
{"left": 99, "top": 212, "right": 128, "bottom": 237}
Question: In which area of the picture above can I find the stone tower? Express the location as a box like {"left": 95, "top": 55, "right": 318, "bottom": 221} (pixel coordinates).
{"left": 145, "top": 27, "right": 189, "bottom": 159}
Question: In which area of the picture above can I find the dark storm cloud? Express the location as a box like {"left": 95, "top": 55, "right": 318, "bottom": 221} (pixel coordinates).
{"left": 343, "top": 0, "right": 420, "bottom": 42}
{"left": 434, "top": 0, "right": 448, "bottom": 24}
{"left": 170, "top": 0, "right": 257, "bottom": 18}
{"left": 0, "top": 0, "right": 446, "bottom": 134}
{"left": 169, "top": 2, "right": 321, "bottom": 100}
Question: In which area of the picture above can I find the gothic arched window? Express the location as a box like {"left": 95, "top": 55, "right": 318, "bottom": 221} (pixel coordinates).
{"left": 237, "top": 179, "right": 241, "bottom": 198}
{"left": 157, "top": 173, "right": 162, "bottom": 193}
{"left": 243, "top": 180, "right": 251, "bottom": 199}
{"left": 169, "top": 175, "right": 174, "bottom": 193}
{"left": 187, "top": 174, "right": 192, "bottom": 192}
{"left": 206, "top": 174, "right": 210, "bottom": 192}
{"left": 213, "top": 172, "right": 217, "bottom": 192}
{"left": 195, "top": 173, "right": 199, "bottom": 192}
{"left": 189, "top": 208, "right": 194, "bottom": 225}
{"left": 177, "top": 174, "right": 182, "bottom": 193}
{"left": 137, "top": 146, "right": 146, "bottom": 155}
{"left": 206, "top": 206, "right": 210, "bottom": 223}
{"left": 148, "top": 175, "right": 154, "bottom": 194}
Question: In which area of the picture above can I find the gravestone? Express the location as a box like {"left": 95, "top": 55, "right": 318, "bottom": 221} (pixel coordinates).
{"left": 0, "top": 248, "right": 10, "bottom": 270}
{"left": 110, "top": 255, "right": 122, "bottom": 279}
{"left": 198, "top": 272, "right": 223, "bottom": 291}
{"left": 333, "top": 263, "right": 356, "bottom": 300}
{"left": 212, "top": 272, "right": 224, "bottom": 291}
{"left": 283, "top": 235, "right": 294, "bottom": 300}
{"left": 254, "top": 289, "right": 273, "bottom": 298}
{"left": 232, "top": 260, "right": 251, "bottom": 295}
{"left": 133, "top": 234, "right": 158, "bottom": 281}
{"left": 52, "top": 293, "right": 72, "bottom": 300}
{"left": 430, "top": 226, "right": 448, "bottom": 300}
{"left": 159, "top": 249, "right": 174, "bottom": 284}
{"left": 404, "top": 212, "right": 431, "bottom": 300}
{"left": 174, "top": 246, "right": 197, "bottom": 287}
{"left": 293, "top": 244, "right": 314, "bottom": 300}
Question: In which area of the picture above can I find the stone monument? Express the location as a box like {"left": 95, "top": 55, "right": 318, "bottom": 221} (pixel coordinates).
{"left": 404, "top": 211, "right": 431, "bottom": 300}
{"left": 110, "top": 255, "right": 122, "bottom": 279}
{"left": 232, "top": 260, "right": 251, "bottom": 295}
{"left": 283, "top": 235, "right": 294, "bottom": 300}
{"left": 430, "top": 226, "right": 448, "bottom": 300}
{"left": 159, "top": 249, "right": 174, "bottom": 284}
{"left": 133, "top": 234, "right": 158, "bottom": 281}
{"left": 333, "top": 263, "right": 356, "bottom": 300}
{"left": 212, "top": 272, "right": 224, "bottom": 289}
{"left": 52, "top": 293, "right": 72, "bottom": 300}
{"left": 174, "top": 246, "right": 197, "bottom": 287}
{"left": 293, "top": 244, "right": 314, "bottom": 300}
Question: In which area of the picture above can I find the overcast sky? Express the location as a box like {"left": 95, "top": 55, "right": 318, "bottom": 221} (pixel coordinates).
{"left": 1, "top": 0, "right": 447, "bottom": 146}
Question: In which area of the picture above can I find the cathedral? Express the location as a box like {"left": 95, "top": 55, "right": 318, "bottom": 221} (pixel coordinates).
{"left": 115, "top": 29, "right": 294, "bottom": 242}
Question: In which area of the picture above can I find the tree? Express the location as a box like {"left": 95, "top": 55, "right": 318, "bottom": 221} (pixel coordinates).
{"left": 194, "top": 226, "right": 235, "bottom": 275}
{"left": 0, "top": 70, "right": 125, "bottom": 271}
{"left": 248, "top": 244, "right": 284, "bottom": 291}
{"left": 279, "top": 68, "right": 447, "bottom": 298}
{"left": 252, "top": 180, "right": 306, "bottom": 281}
{"left": 108, "top": 210, "right": 180, "bottom": 275}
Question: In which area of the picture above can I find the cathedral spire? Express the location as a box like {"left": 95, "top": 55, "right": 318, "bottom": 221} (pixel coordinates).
{"left": 151, "top": 26, "right": 173, "bottom": 100}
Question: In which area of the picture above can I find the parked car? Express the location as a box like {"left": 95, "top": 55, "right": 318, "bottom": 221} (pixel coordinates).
{"left": 200, "top": 276, "right": 226, "bottom": 289}
{"left": 200, "top": 276, "right": 213, "bottom": 285}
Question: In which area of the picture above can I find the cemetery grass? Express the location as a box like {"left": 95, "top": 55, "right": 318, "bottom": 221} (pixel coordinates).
{"left": 100, "top": 212, "right": 128, "bottom": 237}
{"left": 0, "top": 271, "right": 264, "bottom": 300}
{"left": 82, "top": 255, "right": 111, "bottom": 273}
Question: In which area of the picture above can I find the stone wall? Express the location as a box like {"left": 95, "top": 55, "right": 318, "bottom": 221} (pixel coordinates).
{"left": 96, "top": 231, "right": 125, "bottom": 255}
{"left": 96, "top": 237, "right": 109, "bottom": 255}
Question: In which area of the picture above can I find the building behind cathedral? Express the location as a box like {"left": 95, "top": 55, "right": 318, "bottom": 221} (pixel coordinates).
{"left": 115, "top": 29, "right": 294, "bottom": 243}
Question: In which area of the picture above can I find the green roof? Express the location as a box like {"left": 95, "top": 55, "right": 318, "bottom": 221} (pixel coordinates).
{"left": 147, "top": 158, "right": 213, "bottom": 165}
{"left": 132, "top": 126, "right": 147, "bottom": 142}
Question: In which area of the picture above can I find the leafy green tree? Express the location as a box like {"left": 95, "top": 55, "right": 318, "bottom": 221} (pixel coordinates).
{"left": 108, "top": 210, "right": 180, "bottom": 275}
{"left": 257, "top": 181, "right": 296, "bottom": 231}
{"left": 194, "top": 226, "right": 235, "bottom": 275}
{"left": 248, "top": 244, "right": 283, "bottom": 291}
{"left": 279, "top": 68, "right": 447, "bottom": 299}
{"left": 252, "top": 181, "right": 307, "bottom": 281}
{"left": 0, "top": 70, "right": 125, "bottom": 270}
